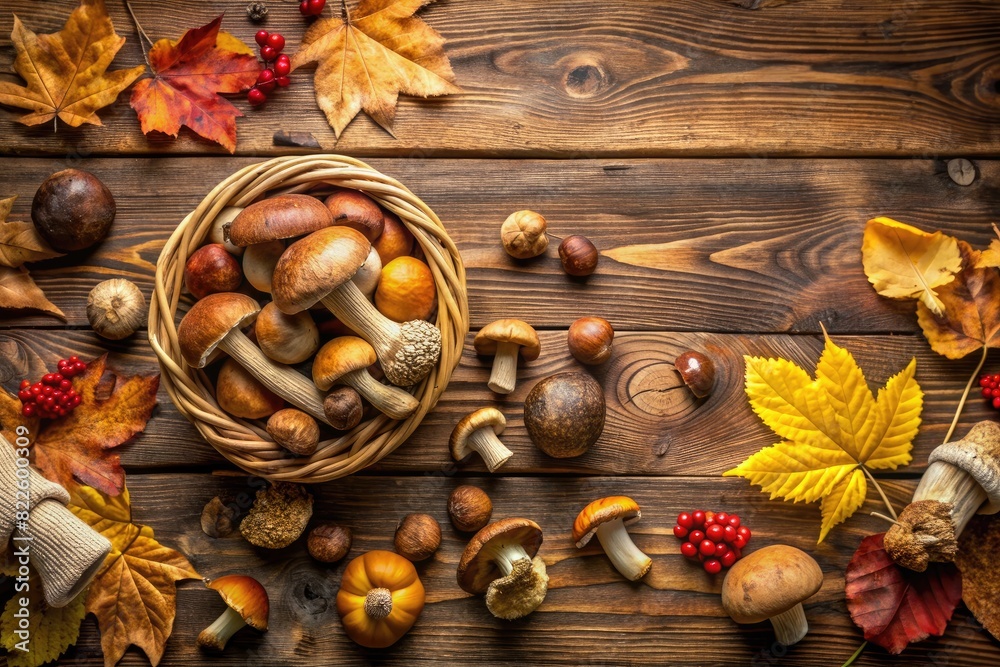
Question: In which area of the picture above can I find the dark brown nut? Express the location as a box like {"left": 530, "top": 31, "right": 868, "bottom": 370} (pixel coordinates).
{"left": 184, "top": 244, "right": 243, "bottom": 300}
{"left": 323, "top": 386, "right": 364, "bottom": 430}
{"left": 524, "top": 372, "right": 606, "bottom": 458}
{"left": 266, "top": 409, "right": 320, "bottom": 456}
{"left": 32, "top": 169, "right": 116, "bottom": 252}
{"left": 558, "top": 235, "right": 598, "bottom": 277}
{"left": 394, "top": 513, "right": 441, "bottom": 562}
{"left": 567, "top": 317, "right": 614, "bottom": 366}
{"left": 448, "top": 485, "right": 493, "bottom": 532}
{"left": 674, "top": 350, "right": 716, "bottom": 398}
{"left": 307, "top": 522, "right": 353, "bottom": 563}
{"left": 201, "top": 496, "right": 238, "bottom": 538}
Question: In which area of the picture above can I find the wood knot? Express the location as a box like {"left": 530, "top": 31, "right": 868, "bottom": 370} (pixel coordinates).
{"left": 564, "top": 61, "right": 608, "bottom": 99}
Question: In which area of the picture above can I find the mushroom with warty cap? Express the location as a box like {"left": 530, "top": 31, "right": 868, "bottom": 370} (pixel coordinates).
{"left": 197, "top": 575, "right": 269, "bottom": 651}
{"left": 450, "top": 407, "right": 512, "bottom": 472}
{"left": 473, "top": 319, "right": 540, "bottom": 394}
{"left": 224, "top": 194, "right": 333, "bottom": 246}
{"left": 313, "top": 336, "right": 419, "bottom": 420}
{"left": 255, "top": 301, "right": 319, "bottom": 365}
{"left": 271, "top": 226, "right": 441, "bottom": 387}
{"left": 885, "top": 420, "right": 1000, "bottom": 571}
{"left": 572, "top": 496, "right": 651, "bottom": 581}
{"left": 721, "top": 545, "right": 823, "bottom": 646}
{"left": 457, "top": 518, "right": 548, "bottom": 619}
{"left": 177, "top": 292, "right": 331, "bottom": 425}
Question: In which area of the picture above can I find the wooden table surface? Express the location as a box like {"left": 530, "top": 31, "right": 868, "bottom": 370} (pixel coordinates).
{"left": 2, "top": 1, "right": 1000, "bottom": 665}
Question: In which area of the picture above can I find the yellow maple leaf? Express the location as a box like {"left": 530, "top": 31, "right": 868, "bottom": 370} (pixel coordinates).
{"left": 69, "top": 484, "right": 200, "bottom": 667}
{"left": 291, "top": 0, "right": 460, "bottom": 138}
{"left": 974, "top": 224, "right": 1000, "bottom": 269}
{"left": 861, "top": 217, "right": 962, "bottom": 316}
{"left": 725, "top": 331, "right": 922, "bottom": 541}
{"left": 0, "top": 581, "right": 87, "bottom": 667}
{"left": 0, "top": 0, "right": 145, "bottom": 129}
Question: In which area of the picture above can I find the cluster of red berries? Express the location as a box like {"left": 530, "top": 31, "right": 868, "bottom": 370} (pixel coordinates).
{"left": 248, "top": 31, "right": 292, "bottom": 107}
{"left": 300, "top": 0, "right": 327, "bottom": 16}
{"left": 979, "top": 373, "right": 1000, "bottom": 409}
{"left": 672, "top": 510, "right": 752, "bottom": 575}
{"left": 17, "top": 357, "right": 87, "bottom": 419}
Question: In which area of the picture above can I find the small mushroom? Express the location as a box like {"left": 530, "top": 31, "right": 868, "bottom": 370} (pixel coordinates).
{"left": 674, "top": 350, "right": 716, "bottom": 398}
{"left": 448, "top": 485, "right": 493, "bottom": 532}
{"left": 266, "top": 408, "right": 320, "bottom": 456}
{"left": 372, "top": 210, "right": 414, "bottom": 265}
{"left": 207, "top": 206, "right": 244, "bottom": 256}
{"left": 201, "top": 496, "right": 238, "bottom": 538}
{"left": 457, "top": 518, "right": 548, "bottom": 620}
{"left": 177, "top": 292, "right": 330, "bottom": 424}
{"left": 375, "top": 256, "right": 437, "bottom": 322}
{"left": 352, "top": 246, "right": 382, "bottom": 299}
{"left": 394, "top": 513, "right": 442, "bottom": 562}
{"left": 239, "top": 482, "right": 314, "bottom": 549}
{"left": 572, "top": 496, "right": 651, "bottom": 581}
{"left": 216, "top": 359, "right": 284, "bottom": 419}
{"left": 307, "top": 522, "right": 352, "bottom": 563}
{"left": 271, "top": 226, "right": 441, "bottom": 387}
{"left": 450, "top": 407, "right": 512, "bottom": 472}
{"left": 721, "top": 545, "right": 823, "bottom": 646}
{"left": 197, "top": 575, "right": 269, "bottom": 651}
{"left": 255, "top": 302, "right": 319, "bottom": 365}
{"left": 324, "top": 189, "right": 384, "bottom": 241}
{"left": 473, "top": 319, "right": 540, "bottom": 395}
{"left": 524, "top": 372, "right": 606, "bottom": 458}
{"left": 313, "top": 337, "right": 419, "bottom": 420}
{"left": 243, "top": 240, "right": 285, "bottom": 293}
{"left": 500, "top": 210, "right": 548, "bottom": 259}
{"left": 323, "top": 386, "right": 364, "bottom": 430}
{"left": 224, "top": 194, "right": 333, "bottom": 246}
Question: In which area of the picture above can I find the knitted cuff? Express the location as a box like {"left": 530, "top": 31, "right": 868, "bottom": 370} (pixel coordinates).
{"left": 0, "top": 435, "right": 71, "bottom": 545}
{"left": 15, "top": 498, "right": 111, "bottom": 608}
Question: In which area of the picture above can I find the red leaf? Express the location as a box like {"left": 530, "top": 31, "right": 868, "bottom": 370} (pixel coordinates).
{"left": 845, "top": 533, "right": 962, "bottom": 654}
{"left": 129, "top": 16, "right": 261, "bottom": 153}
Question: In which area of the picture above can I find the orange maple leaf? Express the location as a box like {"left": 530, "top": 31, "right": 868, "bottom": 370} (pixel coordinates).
{"left": 0, "top": 0, "right": 145, "bottom": 128}
{"left": 291, "top": 0, "right": 460, "bottom": 138}
{"left": 130, "top": 16, "right": 261, "bottom": 153}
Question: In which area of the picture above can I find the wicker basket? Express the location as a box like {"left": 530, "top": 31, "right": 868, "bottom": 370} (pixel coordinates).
{"left": 148, "top": 155, "right": 469, "bottom": 483}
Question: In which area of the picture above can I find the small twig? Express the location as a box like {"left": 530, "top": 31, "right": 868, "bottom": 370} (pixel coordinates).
{"left": 123, "top": 0, "right": 153, "bottom": 68}
{"left": 841, "top": 641, "right": 867, "bottom": 667}
{"left": 862, "top": 466, "right": 897, "bottom": 520}
{"left": 942, "top": 344, "right": 988, "bottom": 444}
{"left": 870, "top": 511, "right": 902, "bottom": 527}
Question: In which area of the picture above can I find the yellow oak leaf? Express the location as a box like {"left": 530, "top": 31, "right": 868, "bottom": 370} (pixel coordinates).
{"left": 725, "top": 331, "right": 922, "bottom": 542}
{"left": 0, "top": 0, "right": 145, "bottom": 129}
{"left": 291, "top": 0, "right": 460, "bottom": 138}
{"left": 0, "top": 196, "right": 63, "bottom": 268}
{"left": 0, "top": 580, "right": 87, "bottom": 667}
{"left": 861, "top": 217, "right": 962, "bottom": 316}
{"left": 69, "top": 484, "right": 200, "bottom": 667}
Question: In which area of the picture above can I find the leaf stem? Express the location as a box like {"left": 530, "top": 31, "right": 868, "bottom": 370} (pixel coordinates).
{"left": 870, "top": 511, "right": 902, "bottom": 527}
{"left": 862, "top": 466, "right": 897, "bottom": 520}
{"left": 942, "top": 344, "right": 988, "bottom": 445}
{"left": 841, "top": 641, "right": 867, "bottom": 667}
{"left": 123, "top": 0, "right": 153, "bottom": 68}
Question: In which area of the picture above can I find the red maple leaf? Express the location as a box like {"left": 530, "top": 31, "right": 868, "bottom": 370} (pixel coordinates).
{"left": 130, "top": 16, "right": 260, "bottom": 153}
{"left": 845, "top": 533, "right": 962, "bottom": 654}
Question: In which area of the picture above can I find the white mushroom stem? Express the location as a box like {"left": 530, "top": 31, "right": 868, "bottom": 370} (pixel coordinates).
{"left": 218, "top": 329, "right": 331, "bottom": 426}
{"left": 491, "top": 542, "right": 532, "bottom": 577}
{"left": 487, "top": 341, "right": 521, "bottom": 394}
{"left": 341, "top": 369, "right": 419, "bottom": 420}
{"left": 595, "top": 518, "right": 652, "bottom": 581}
{"left": 197, "top": 606, "right": 247, "bottom": 651}
{"left": 468, "top": 427, "right": 513, "bottom": 472}
{"left": 768, "top": 603, "right": 809, "bottom": 646}
{"left": 913, "top": 461, "right": 989, "bottom": 536}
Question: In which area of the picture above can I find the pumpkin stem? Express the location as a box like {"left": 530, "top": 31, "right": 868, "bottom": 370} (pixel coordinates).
{"left": 365, "top": 587, "right": 393, "bottom": 620}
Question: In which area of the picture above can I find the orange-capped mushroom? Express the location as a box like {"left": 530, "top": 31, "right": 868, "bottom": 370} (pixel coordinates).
{"left": 572, "top": 496, "right": 651, "bottom": 581}
{"left": 375, "top": 256, "right": 437, "bottom": 322}
{"left": 313, "top": 336, "right": 419, "bottom": 420}
{"left": 197, "top": 575, "right": 269, "bottom": 651}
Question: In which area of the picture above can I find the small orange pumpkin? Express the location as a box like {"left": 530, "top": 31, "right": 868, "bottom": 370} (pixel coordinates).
{"left": 336, "top": 550, "right": 425, "bottom": 648}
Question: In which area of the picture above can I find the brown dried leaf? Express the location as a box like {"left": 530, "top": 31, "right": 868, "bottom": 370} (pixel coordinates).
{"left": 0, "top": 266, "right": 65, "bottom": 319}
{"left": 956, "top": 514, "right": 1000, "bottom": 641}
{"left": 0, "top": 196, "right": 63, "bottom": 267}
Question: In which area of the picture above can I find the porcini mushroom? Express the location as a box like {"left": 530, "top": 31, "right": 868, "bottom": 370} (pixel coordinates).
{"left": 197, "top": 575, "right": 269, "bottom": 651}
{"left": 324, "top": 189, "right": 384, "bottom": 241}
{"left": 243, "top": 240, "right": 285, "bottom": 293}
{"left": 271, "top": 226, "right": 441, "bottom": 387}
{"left": 473, "top": 319, "right": 540, "bottom": 394}
{"left": 450, "top": 407, "right": 512, "bottom": 472}
{"left": 266, "top": 408, "right": 320, "bottom": 456}
{"left": 721, "top": 545, "right": 823, "bottom": 646}
{"left": 177, "top": 292, "right": 330, "bottom": 425}
{"left": 224, "top": 194, "right": 333, "bottom": 247}
{"left": 572, "top": 496, "right": 651, "bottom": 581}
{"left": 885, "top": 421, "right": 1000, "bottom": 570}
{"left": 457, "top": 518, "right": 548, "bottom": 620}
{"left": 313, "top": 337, "right": 419, "bottom": 420}
{"left": 216, "top": 358, "right": 284, "bottom": 419}
{"left": 239, "top": 482, "right": 314, "bottom": 549}
{"left": 254, "top": 302, "right": 319, "bottom": 365}
{"left": 352, "top": 246, "right": 382, "bottom": 299}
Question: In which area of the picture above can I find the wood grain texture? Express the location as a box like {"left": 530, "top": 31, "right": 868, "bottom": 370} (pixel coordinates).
{"left": 19, "top": 473, "right": 993, "bottom": 666}
{"left": 0, "top": 157, "right": 997, "bottom": 331}
{"left": 0, "top": 328, "right": 990, "bottom": 476}
{"left": 0, "top": 1, "right": 998, "bottom": 157}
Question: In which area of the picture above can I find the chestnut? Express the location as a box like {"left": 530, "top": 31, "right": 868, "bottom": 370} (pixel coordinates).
{"left": 307, "top": 522, "right": 352, "bottom": 563}
{"left": 184, "top": 244, "right": 243, "bottom": 299}
{"left": 448, "top": 485, "right": 493, "bottom": 532}
{"left": 567, "top": 316, "right": 614, "bottom": 365}
{"left": 31, "top": 169, "right": 116, "bottom": 252}
{"left": 674, "top": 350, "right": 716, "bottom": 398}
{"left": 559, "top": 235, "right": 599, "bottom": 277}
{"left": 394, "top": 513, "right": 441, "bottom": 562}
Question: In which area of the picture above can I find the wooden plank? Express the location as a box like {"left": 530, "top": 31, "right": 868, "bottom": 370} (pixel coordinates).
{"left": 42, "top": 473, "right": 998, "bottom": 666}
{"left": 0, "top": 1, "right": 998, "bottom": 157}
{"left": 0, "top": 157, "right": 996, "bottom": 331}
{"left": 0, "top": 329, "right": 988, "bottom": 476}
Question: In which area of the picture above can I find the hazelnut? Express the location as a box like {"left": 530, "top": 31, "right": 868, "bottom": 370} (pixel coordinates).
{"left": 567, "top": 316, "right": 614, "bottom": 366}
{"left": 266, "top": 408, "right": 320, "bottom": 456}
{"left": 558, "top": 235, "right": 599, "bottom": 277}
{"left": 674, "top": 350, "right": 716, "bottom": 398}
{"left": 184, "top": 244, "right": 243, "bottom": 299}
{"left": 86, "top": 278, "right": 146, "bottom": 340}
{"left": 447, "top": 485, "right": 493, "bottom": 532}
{"left": 31, "top": 169, "right": 115, "bottom": 252}
{"left": 323, "top": 386, "right": 364, "bottom": 430}
{"left": 394, "top": 513, "right": 441, "bottom": 562}
{"left": 501, "top": 210, "right": 548, "bottom": 259}
{"left": 201, "top": 496, "right": 238, "bottom": 538}
{"left": 307, "top": 522, "right": 352, "bottom": 563}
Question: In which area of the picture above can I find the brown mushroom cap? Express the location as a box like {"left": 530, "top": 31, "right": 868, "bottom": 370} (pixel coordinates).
{"left": 928, "top": 420, "right": 1000, "bottom": 513}
{"left": 225, "top": 194, "right": 333, "bottom": 246}
{"left": 721, "top": 545, "right": 823, "bottom": 624}
{"left": 255, "top": 302, "right": 319, "bottom": 365}
{"left": 324, "top": 189, "right": 385, "bottom": 241}
{"left": 312, "top": 336, "right": 377, "bottom": 390}
{"left": 177, "top": 292, "right": 260, "bottom": 368}
{"left": 216, "top": 359, "right": 284, "bottom": 419}
{"left": 457, "top": 518, "right": 543, "bottom": 594}
{"left": 572, "top": 496, "right": 642, "bottom": 548}
{"left": 271, "top": 227, "right": 371, "bottom": 314}
{"left": 206, "top": 575, "right": 270, "bottom": 630}
{"left": 450, "top": 407, "right": 506, "bottom": 460}
{"left": 473, "top": 319, "right": 541, "bottom": 360}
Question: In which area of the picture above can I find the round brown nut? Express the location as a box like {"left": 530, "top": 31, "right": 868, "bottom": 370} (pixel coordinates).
{"left": 567, "top": 317, "right": 614, "bottom": 366}
{"left": 524, "top": 372, "right": 606, "bottom": 458}
{"left": 674, "top": 350, "right": 716, "bottom": 398}
{"left": 32, "top": 169, "right": 116, "bottom": 252}
{"left": 394, "top": 513, "right": 441, "bottom": 562}
{"left": 448, "top": 485, "right": 493, "bottom": 532}
{"left": 558, "top": 235, "right": 598, "bottom": 277}
{"left": 501, "top": 210, "right": 548, "bottom": 259}
{"left": 307, "top": 522, "right": 352, "bottom": 563}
